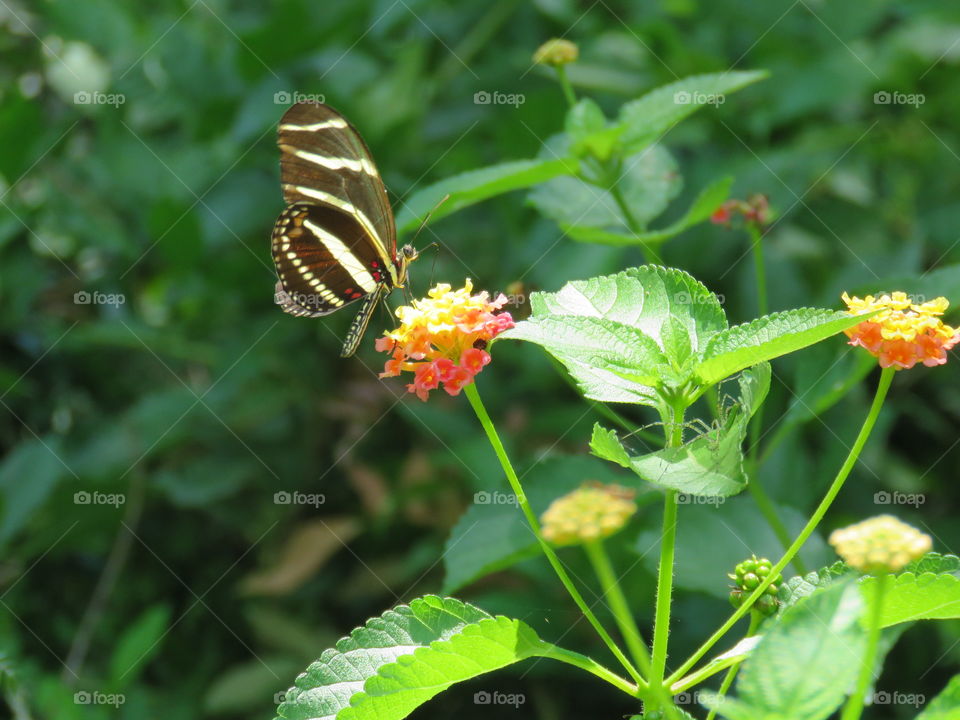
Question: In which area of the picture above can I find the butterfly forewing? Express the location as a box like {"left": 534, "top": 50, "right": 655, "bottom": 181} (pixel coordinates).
{"left": 278, "top": 102, "right": 396, "bottom": 273}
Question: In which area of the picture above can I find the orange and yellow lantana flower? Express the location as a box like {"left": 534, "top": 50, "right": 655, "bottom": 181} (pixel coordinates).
{"left": 842, "top": 291, "right": 960, "bottom": 369}
{"left": 376, "top": 280, "right": 514, "bottom": 401}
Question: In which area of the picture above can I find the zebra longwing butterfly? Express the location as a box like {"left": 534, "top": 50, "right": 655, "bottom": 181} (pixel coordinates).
{"left": 271, "top": 102, "right": 418, "bottom": 357}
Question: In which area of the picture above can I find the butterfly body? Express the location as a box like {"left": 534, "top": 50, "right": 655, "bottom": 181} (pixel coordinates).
{"left": 270, "top": 102, "right": 417, "bottom": 356}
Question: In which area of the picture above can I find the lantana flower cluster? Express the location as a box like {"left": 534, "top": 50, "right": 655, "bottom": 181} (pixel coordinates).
{"left": 540, "top": 483, "right": 637, "bottom": 546}
{"left": 728, "top": 555, "right": 782, "bottom": 617}
{"left": 376, "top": 280, "right": 514, "bottom": 401}
{"left": 842, "top": 291, "right": 960, "bottom": 369}
{"left": 829, "top": 515, "right": 932, "bottom": 574}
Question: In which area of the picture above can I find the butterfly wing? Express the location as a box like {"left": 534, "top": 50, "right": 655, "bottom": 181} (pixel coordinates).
{"left": 277, "top": 102, "right": 397, "bottom": 280}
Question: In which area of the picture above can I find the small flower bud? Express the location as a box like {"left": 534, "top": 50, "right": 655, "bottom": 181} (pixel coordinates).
{"left": 533, "top": 38, "right": 579, "bottom": 67}
{"left": 729, "top": 555, "right": 781, "bottom": 616}
{"left": 829, "top": 515, "right": 932, "bottom": 574}
{"left": 541, "top": 482, "right": 636, "bottom": 546}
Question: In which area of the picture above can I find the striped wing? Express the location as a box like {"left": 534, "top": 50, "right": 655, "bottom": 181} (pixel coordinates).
{"left": 277, "top": 102, "right": 397, "bottom": 280}
{"left": 271, "top": 203, "right": 393, "bottom": 317}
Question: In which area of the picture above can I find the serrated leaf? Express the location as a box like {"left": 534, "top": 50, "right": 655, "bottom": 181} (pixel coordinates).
{"left": 529, "top": 142, "right": 680, "bottom": 231}
{"left": 907, "top": 552, "right": 960, "bottom": 576}
{"left": 695, "top": 308, "right": 870, "bottom": 386}
{"left": 394, "top": 158, "right": 578, "bottom": 235}
{"left": 276, "top": 596, "right": 551, "bottom": 720}
{"left": 591, "top": 364, "right": 768, "bottom": 497}
{"left": 729, "top": 581, "right": 867, "bottom": 720}
{"left": 917, "top": 675, "right": 960, "bottom": 719}
{"left": 565, "top": 176, "right": 732, "bottom": 247}
{"left": 866, "top": 572, "right": 960, "bottom": 627}
{"left": 778, "top": 561, "right": 851, "bottom": 611}
{"left": 618, "top": 71, "right": 768, "bottom": 153}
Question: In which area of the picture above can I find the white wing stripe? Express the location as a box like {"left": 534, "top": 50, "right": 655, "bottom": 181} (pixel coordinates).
{"left": 289, "top": 148, "right": 377, "bottom": 176}
{"left": 279, "top": 119, "right": 348, "bottom": 131}
{"left": 302, "top": 219, "right": 378, "bottom": 294}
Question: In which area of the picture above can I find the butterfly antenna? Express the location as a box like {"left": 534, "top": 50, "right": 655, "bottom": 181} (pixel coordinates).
{"left": 409, "top": 193, "right": 450, "bottom": 247}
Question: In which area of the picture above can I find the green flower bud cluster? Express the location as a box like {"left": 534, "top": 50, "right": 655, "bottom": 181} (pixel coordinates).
{"left": 729, "top": 555, "right": 782, "bottom": 616}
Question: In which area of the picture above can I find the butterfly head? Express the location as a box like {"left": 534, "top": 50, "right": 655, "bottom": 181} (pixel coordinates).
{"left": 395, "top": 244, "right": 419, "bottom": 287}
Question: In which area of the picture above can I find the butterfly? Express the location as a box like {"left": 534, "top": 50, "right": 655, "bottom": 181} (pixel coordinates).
{"left": 271, "top": 102, "right": 418, "bottom": 357}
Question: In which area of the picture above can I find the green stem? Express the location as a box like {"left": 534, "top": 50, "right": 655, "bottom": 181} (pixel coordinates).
{"left": 463, "top": 382, "right": 646, "bottom": 690}
{"left": 840, "top": 573, "right": 889, "bottom": 720}
{"left": 667, "top": 367, "right": 895, "bottom": 686}
{"left": 749, "top": 224, "right": 768, "bottom": 317}
{"left": 704, "top": 613, "right": 763, "bottom": 720}
{"left": 555, "top": 65, "right": 577, "bottom": 108}
{"left": 584, "top": 539, "right": 652, "bottom": 677}
{"left": 540, "top": 644, "right": 639, "bottom": 698}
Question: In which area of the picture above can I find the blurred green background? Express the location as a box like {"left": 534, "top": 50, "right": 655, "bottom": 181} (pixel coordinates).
{"left": 2, "top": 0, "right": 960, "bottom": 718}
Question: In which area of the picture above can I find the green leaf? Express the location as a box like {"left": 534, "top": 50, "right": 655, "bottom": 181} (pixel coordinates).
{"left": 591, "top": 364, "right": 769, "bottom": 497}
{"left": 394, "top": 158, "right": 578, "bottom": 235}
{"left": 779, "top": 561, "right": 851, "bottom": 611}
{"left": 109, "top": 604, "right": 172, "bottom": 688}
{"left": 917, "top": 675, "right": 960, "bottom": 719}
{"left": 505, "top": 266, "right": 727, "bottom": 404}
{"left": 529, "top": 143, "right": 681, "bottom": 232}
{"left": 719, "top": 581, "right": 867, "bottom": 720}
{"left": 0, "top": 437, "right": 68, "bottom": 549}
{"left": 565, "top": 98, "right": 622, "bottom": 161}
{"left": 565, "top": 176, "right": 732, "bottom": 247}
{"left": 618, "top": 71, "right": 768, "bottom": 153}
{"left": 866, "top": 571, "right": 960, "bottom": 627}
{"left": 275, "top": 596, "right": 552, "bottom": 720}
{"left": 695, "top": 308, "right": 869, "bottom": 386}
{"left": 907, "top": 552, "right": 960, "bottom": 576}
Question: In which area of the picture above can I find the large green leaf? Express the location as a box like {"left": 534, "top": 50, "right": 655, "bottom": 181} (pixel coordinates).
{"left": 705, "top": 582, "right": 867, "bottom": 720}
{"left": 505, "top": 266, "right": 727, "bottom": 404}
{"left": 564, "top": 176, "right": 732, "bottom": 247}
{"left": 394, "top": 158, "right": 578, "bottom": 235}
{"left": 918, "top": 675, "right": 960, "bottom": 720}
{"left": 694, "top": 308, "right": 871, "bottom": 386}
{"left": 276, "top": 596, "right": 551, "bottom": 720}
{"left": 618, "top": 71, "right": 768, "bottom": 153}
{"left": 866, "top": 571, "right": 960, "bottom": 627}
{"left": 591, "top": 364, "right": 768, "bottom": 497}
